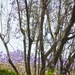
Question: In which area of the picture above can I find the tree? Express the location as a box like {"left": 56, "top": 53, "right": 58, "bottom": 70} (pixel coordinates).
{"left": 0, "top": 0, "right": 19, "bottom": 73}
{"left": 0, "top": 0, "right": 75, "bottom": 75}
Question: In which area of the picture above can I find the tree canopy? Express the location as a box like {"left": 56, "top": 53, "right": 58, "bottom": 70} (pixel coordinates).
{"left": 0, "top": 0, "right": 75, "bottom": 75}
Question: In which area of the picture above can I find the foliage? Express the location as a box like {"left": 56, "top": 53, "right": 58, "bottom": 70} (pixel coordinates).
{"left": 0, "top": 50, "right": 35, "bottom": 64}
{"left": 45, "top": 68, "right": 54, "bottom": 75}
{"left": 0, "top": 68, "right": 20, "bottom": 75}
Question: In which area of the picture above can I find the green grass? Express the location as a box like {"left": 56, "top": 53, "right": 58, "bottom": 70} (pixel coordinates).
{"left": 0, "top": 68, "right": 20, "bottom": 75}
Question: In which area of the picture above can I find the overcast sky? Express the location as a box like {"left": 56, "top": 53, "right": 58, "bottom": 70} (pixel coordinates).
{"left": 0, "top": 38, "right": 23, "bottom": 54}
{"left": 0, "top": 39, "right": 6, "bottom": 53}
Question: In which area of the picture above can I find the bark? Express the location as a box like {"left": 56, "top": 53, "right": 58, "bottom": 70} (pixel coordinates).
{"left": 39, "top": 1, "right": 46, "bottom": 75}
{"left": 34, "top": 39, "right": 39, "bottom": 75}
{"left": 25, "top": 0, "right": 33, "bottom": 75}
{"left": 59, "top": 56, "right": 63, "bottom": 74}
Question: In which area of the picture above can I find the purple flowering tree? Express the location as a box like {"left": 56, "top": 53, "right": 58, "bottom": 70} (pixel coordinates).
{"left": 0, "top": 0, "right": 75, "bottom": 75}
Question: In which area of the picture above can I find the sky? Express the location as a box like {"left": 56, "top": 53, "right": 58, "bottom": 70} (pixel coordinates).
{"left": 0, "top": 37, "right": 42, "bottom": 54}
{"left": 0, "top": 39, "right": 6, "bottom": 53}
{"left": 0, "top": 38, "right": 23, "bottom": 54}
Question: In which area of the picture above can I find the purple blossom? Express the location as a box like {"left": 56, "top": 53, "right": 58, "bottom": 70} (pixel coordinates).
{"left": 55, "top": 5, "right": 59, "bottom": 9}
{"left": 69, "top": 5, "right": 72, "bottom": 11}
{"left": 70, "top": 63, "right": 75, "bottom": 69}
{"left": 51, "top": 63, "right": 55, "bottom": 67}
{"left": 14, "top": 5, "right": 25, "bottom": 11}
{"left": 19, "top": 6, "right": 25, "bottom": 11}
{"left": 10, "top": 0, "right": 15, "bottom": 5}
{"left": 58, "top": 24, "right": 60, "bottom": 27}
{"left": 37, "top": 23, "right": 40, "bottom": 26}
{"left": 36, "top": 47, "right": 40, "bottom": 50}
{"left": 31, "top": 53, "right": 34, "bottom": 57}
{"left": 47, "top": 6, "right": 52, "bottom": 12}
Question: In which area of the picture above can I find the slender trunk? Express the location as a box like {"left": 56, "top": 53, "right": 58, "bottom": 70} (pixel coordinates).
{"left": 38, "top": 50, "right": 41, "bottom": 75}
{"left": 39, "top": 1, "right": 47, "bottom": 75}
{"left": 23, "top": 35, "right": 28, "bottom": 74}
{"left": 34, "top": 40, "right": 38, "bottom": 75}
{"left": 34, "top": 50, "right": 37, "bottom": 75}
{"left": 40, "top": 59, "right": 46, "bottom": 75}
{"left": 24, "top": 0, "right": 32, "bottom": 75}
{"left": 27, "top": 38, "right": 33, "bottom": 75}
{"left": 8, "top": 58, "right": 19, "bottom": 73}
{"left": 0, "top": 34, "right": 19, "bottom": 73}
{"left": 59, "top": 57, "right": 63, "bottom": 74}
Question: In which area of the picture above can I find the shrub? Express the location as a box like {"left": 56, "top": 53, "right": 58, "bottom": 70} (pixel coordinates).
{"left": 0, "top": 68, "right": 20, "bottom": 75}
{"left": 45, "top": 68, "right": 54, "bottom": 75}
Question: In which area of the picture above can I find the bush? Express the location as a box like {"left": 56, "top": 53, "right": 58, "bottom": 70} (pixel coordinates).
{"left": 45, "top": 68, "right": 54, "bottom": 75}
{"left": 0, "top": 68, "right": 20, "bottom": 75}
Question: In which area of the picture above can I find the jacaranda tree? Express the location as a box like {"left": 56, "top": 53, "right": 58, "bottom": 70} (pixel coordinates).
{"left": 0, "top": 0, "right": 75, "bottom": 75}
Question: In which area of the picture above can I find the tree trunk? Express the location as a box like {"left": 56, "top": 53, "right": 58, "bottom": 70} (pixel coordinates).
{"left": 0, "top": 34, "right": 19, "bottom": 74}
